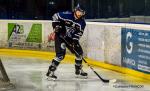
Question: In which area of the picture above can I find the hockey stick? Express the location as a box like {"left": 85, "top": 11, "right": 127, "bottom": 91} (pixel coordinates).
{"left": 60, "top": 36, "right": 116, "bottom": 83}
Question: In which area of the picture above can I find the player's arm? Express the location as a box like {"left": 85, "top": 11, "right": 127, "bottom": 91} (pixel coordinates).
{"left": 72, "top": 21, "right": 86, "bottom": 42}
{"left": 71, "top": 27, "right": 85, "bottom": 56}
{"left": 52, "top": 13, "right": 62, "bottom": 32}
{"left": 48, "top": 13, "right": 62, "bottom": 41}
{"left": 52, "top": 11, "right": 74, "bottom": 32}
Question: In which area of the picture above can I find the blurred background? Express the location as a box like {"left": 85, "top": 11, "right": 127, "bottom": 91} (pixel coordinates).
{"left": 0, "top": 0, "right": 150, "bottom": 23}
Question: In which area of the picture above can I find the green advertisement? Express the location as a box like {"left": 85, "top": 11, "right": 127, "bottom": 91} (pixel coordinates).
{"left": 8, "top": 23, "right": 15, "bottom": 40}
{"left": 26, "top": 24, "right": 42, "bottom": 43}
{"left": 8, "top": 23, "right": 24, "bottom": 39}
{"left": 8, "top": 23, "right": 42, "bottom": 43}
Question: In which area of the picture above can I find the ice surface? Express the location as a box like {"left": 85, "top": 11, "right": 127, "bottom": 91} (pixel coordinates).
{"left": 0, "top": 56, "right": 150, "bottom": 91}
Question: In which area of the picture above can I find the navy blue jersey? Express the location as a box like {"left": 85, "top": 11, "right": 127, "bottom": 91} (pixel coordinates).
{"left": 52, "top": 11, "right": 86, "bottom": 41}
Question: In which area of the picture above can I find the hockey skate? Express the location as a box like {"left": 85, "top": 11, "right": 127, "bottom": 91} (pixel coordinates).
{"left": 75, "top": 65, "right": 88, "bottom": 79}
{"left": 46, "top": 65, "right": 57, "bottom": 81}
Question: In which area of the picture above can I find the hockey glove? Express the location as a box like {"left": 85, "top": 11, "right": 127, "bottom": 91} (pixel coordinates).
{"left": 54, "top": 25, "right": 62, "bottom": 33}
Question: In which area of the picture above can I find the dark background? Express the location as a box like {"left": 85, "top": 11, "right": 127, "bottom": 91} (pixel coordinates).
{"left": 0, "top": 0, "right": 149, "bottom": 20}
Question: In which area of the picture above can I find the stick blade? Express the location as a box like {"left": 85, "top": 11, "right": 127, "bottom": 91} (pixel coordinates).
{"left": 109, "top": 79, "right": 117, "bottom": 83}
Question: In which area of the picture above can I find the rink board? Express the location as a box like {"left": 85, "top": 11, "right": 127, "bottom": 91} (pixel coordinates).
{"left": 0, "top": 20, "right": 149, "bottom": 80}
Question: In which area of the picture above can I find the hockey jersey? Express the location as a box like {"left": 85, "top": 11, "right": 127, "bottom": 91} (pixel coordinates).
{"left": 52, "top": 11, "right": 86, "bottom": 41}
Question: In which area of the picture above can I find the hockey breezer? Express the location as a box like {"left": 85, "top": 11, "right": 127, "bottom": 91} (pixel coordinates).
{"left": 60, "top": 36, "right": 117, "bottom": 83}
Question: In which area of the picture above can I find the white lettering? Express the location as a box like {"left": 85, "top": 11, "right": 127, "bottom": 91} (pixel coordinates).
{"left": 126, "top": 32, "right": 133, "bottom": 54}
{"left": 123, "top": 57, "right": 136, "bottom": 66}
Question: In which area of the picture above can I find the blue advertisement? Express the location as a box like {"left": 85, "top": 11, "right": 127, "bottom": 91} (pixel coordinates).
{"left": 121, "top": 28, "right": 150, "bottom": 74}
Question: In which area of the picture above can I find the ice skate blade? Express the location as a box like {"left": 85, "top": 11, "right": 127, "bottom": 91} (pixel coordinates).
{"left": 47, "top": 77, "right": 57, "bottom": 81}
{"left": 75, "top": 75, "right": 88, "bottom": 79}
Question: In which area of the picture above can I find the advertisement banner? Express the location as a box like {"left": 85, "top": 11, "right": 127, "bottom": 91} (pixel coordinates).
{"left": 121, "top": 28, "right": 150, "bottom": 74}
{"left": 8, "top": 23, "right": 42, "bottom": 49}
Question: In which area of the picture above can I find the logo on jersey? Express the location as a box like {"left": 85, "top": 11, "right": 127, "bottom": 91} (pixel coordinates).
{"left": 61, "top": 43, "right": 66, "bottom": 49}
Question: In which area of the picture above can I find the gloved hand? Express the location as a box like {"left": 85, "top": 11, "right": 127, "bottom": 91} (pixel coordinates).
{"left": 54, "top": 25, "right": 62, "bottom": 33}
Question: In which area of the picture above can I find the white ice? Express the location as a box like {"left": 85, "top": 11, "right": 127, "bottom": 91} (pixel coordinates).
{"left": 1, "top": 56, "right": 150, "bottom": 91}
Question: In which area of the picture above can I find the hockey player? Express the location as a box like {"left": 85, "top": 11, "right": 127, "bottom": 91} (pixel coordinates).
{"left": 46, "top": 4, "right": 87, "bottom": 80}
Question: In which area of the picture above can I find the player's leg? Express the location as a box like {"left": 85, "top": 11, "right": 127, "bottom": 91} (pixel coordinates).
{"left": 65, "top": 41, "right": 88, "bottom": 78}
{"left": 46, "top": 35, "right": 66, "bottom": 79}
{"left": 74, "top": 44, "right": 88, "bottom": 78}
